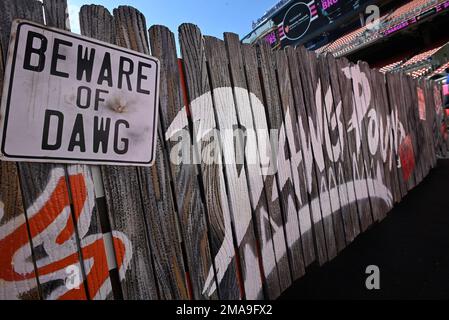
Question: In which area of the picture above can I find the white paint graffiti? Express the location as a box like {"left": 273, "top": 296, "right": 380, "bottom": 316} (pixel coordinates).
{"left": 165, "top": 69, "right": 405, "bottom": 297}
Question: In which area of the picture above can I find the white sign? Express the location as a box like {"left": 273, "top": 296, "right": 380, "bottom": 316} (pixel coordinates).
{"left": 0, "top": 20, "right": 160, "bottom": 166}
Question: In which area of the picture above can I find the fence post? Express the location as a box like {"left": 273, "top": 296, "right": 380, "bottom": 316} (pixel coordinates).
{"left": 148, "top": 24, "right": 218, "bottom": 300}
{"left": 79, "top": 4, "right": 160, "bottom": 300}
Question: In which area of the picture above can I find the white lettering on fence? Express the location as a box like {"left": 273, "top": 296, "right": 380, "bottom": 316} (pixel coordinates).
{"left": 165, "top": 66, "right": 404, "bottom": 297}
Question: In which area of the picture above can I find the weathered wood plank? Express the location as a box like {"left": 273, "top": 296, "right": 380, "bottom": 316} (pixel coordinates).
{"left": 0, "top": 2, "right": 40, "bottom": 299}
{"left": 423, "top": 80, "right": 438, "bottom": 169}
{"left": 274, "top": 48, "right": 316, "bottom": 263}
{"left": 79, "top": 4, "right": 115, "bottom": 44}
{"left": 385, "top": 72, "right": 408, "bottom": 199}
{"left": 317, "top": 53, "right": 357, "bottom": 243}
{"left": 351, "top": 61, "right": 382, "bottom": 223}
{"left": 0, "top": 162, "right": 40, "bottom": 300}
{"left": 418, "top": 78, "right": 433, "bottom": 174}
{"left": 148, "top": 24, "right": 217, "bottom": 300}
{"left": 113, "top": 6, "right": 189, "bottom": 300}
{"left": 369, "top": 68, "right": 395, "bottom": 215}
{"left": 358, "top": 61, "right": 391, "bottom": 221}
{"left": 296, "top": 47, "right": 340, "bottom": 260}
{"left": 18, "top": 163, "right": 89, "bottom": 300}
{"left": 417, "top": 79, "right": 433, "bottom": 175}
{"left": 378, "top": 72, "right": 402, "bottom": 205}
{"left": 257, "top": 42, "right": 316, "bottom": 271}
{"left": 286, "top": 47, "right": 330, "bottom": 265}
{"left": 420, "top": 80, "right": 433, "bottom": 169}
{"left": 203, "top": 35, "right": 264, "bottom": 300}
{"left": 240, "top": 43, "right": 292, "bottom": 292}
{"left": 324, "top": 53, "right": 362, "bottom": 242}
{"left": 46, "top": 0, "right": 114, "bottom": 300}
{"left": 0, "top": 0, "right": 91, "bottom": 300}
{"left": 334, "top": 57, "right": 373, "bottom": 232}
{"left": 43, "top": 0, "right": 70, "bottom": 31}
{"left": 397, "top": 72, "right": 418, "bottom": 190}
{"left": 224, "top": 32, "right": 282, "bottom": 299}
{"left": 66, "top": 165, "right": 113, "bottom": 300}
{"left": 80, "top": 5, "right": 159, "bottom": 300}
{"left": 315, "top": 52, "right": 346, "bottom": 249}
{"left": 178, "top": 23, "right": 241, "bottom": 300}
{"left": 0, "top": 0, "right": 44, "bottom": 58}
{"left": 432, "top": 82, "right": 449, "bottom": 157}
{"left": 373, "top": 69, "right": 400, "bottom": 207}
{"left": 403, "top": 75, "right": 424, "bottom": 185}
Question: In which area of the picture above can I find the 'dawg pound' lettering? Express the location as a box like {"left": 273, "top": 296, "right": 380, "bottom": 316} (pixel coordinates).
{"left": 23, "top": 30, "right": 154, "bottom": 156}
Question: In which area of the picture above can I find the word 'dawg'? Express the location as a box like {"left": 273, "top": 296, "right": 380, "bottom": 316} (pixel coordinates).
{"left": 22, "top": 30, "right": 155, "bottom": 156}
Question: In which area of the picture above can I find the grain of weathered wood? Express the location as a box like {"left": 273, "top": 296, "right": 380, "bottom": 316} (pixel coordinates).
{"left": 0, "top": 35, "right": 3, "bottom": 91}
{"left": 417, "top": 79, "right": 433, "bottom": 176}
{"left": 313, "top": 54, "right": 347, "bottom": 250}
{"left": 296, "top": 47, "right": 340, "bottom": 260}
{"left": 432, "top": 81, "right": 448, "bottom": 157}
{"left": 224, "top": 32, "right": 282, "bottom": 299}
{"left": 334, "top": 57, "right": 373, "bottom": 232}
{"left": 113, "top": 6, "right": 189, "bottom": 300}
{"left": 423, "top": 80, "right": 438, "bottom": 169}
{"left": 395, "top": 73, "right": 411, "bottom": 195}
{"left": 79, "top": 5, "right": 115, "bottom": 44}
{"left": 318, "top": 56, "right": 359, "bottom": 242}
{"left": 136, "top": 134, "right": 189, "bottom": 300}
{"left": 48, "top": 0, "right": 113, "bottom": 300}
{"left": 148, "top": 24, "right": 217, "bottom": 300}
{"left": 113, "top": 6, "right": 149, "bottom": 54}
{"left": 397, "top": 72, "right": 418, "bottom": 190}
{"left": 257, "top": 42, "right": 316, "bottom": 272}
{"left": 372, "top": 69, "right": 398, "bottom": 206}
{"left": 99, "top": 167, "right": 160, "bottom": 300}
{"left": 420, "top": 79, "right": 435, "bottom": 171}
{"left": 18, "top": 163, "right": 89, "bottom": 300}
{"left": 320, "top": 54, "right": 359, "bottom": 242}
{"left": 240, "top": 43, "right": 293, "bottom": 292}
{"left": 419, "top": 80, "right": 431, "bottom": 170}
{"left": 80, "top": 5, "right": 159, "bottom": 300}
{"left": 66, "top": 165, "right": 114, "bottom": 300}
{"left": 412, "top": 76, "right": 427, "bottom": 184}
{"left": 179, "top": 23, "right": 241, "bottom": 300}
{"left": 434, "top": 81, "right": 445, "bottom": 159}
{"left": 386, "top": 72, "right": 409, "bottom": 198}
{"left": 0, "top": 162, "right": 40, "bottom": 300}
{"left": 0, "top": 3, "right": 40, "bottom": 299}
{"left": 286, "top": 48, "right": 329, "bottom": 265}
{"left": 0, "top": 0, "right": 91, "bottom": 300}
{"left": 402, "top": 75, "right": 424, "bottom": 185}
{"left": 274, "top": 48, "right": 317, "bottom": 263}
{"left": 423, "top": 79, "right": 438, "bottom": 171}
{"left": 358, "top": 61, "right": 390, "bottom": 221}
{"left": 203, "top": 35, "right": 264, "bottom": 300}
{"left": 324, "top": 53, "right": 362, "bottom": 242}
{"left": 378, "top": 72, "right": 402, "bottom": 204}
{"left": 43, "top": 0, "right": 70, "bottom": 31}
{"left": 350, "top": 61, "right": 381, "bottom": 223}
{"left": 369, "top": 68, "right": 395, "bottom": 215}
{"left": 0, "top": 0, "right": 43, "bottom": 58}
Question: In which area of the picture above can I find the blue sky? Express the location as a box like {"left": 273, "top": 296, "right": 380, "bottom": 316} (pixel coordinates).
{"left": 68, "top": 0, "right": 277, "bottom": 39}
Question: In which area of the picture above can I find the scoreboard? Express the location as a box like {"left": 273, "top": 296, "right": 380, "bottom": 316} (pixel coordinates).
{"left": 244, "top": 0, "right": 374, "bottom": 48}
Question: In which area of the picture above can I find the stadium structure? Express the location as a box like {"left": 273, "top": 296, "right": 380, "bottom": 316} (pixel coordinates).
{"left": 243, "top": 0, "right": 449, "bottom": 82}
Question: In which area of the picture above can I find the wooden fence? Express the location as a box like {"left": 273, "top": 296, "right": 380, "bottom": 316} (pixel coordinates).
{"left": 0, "top": 0, "right": 447, "bottom": 300}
